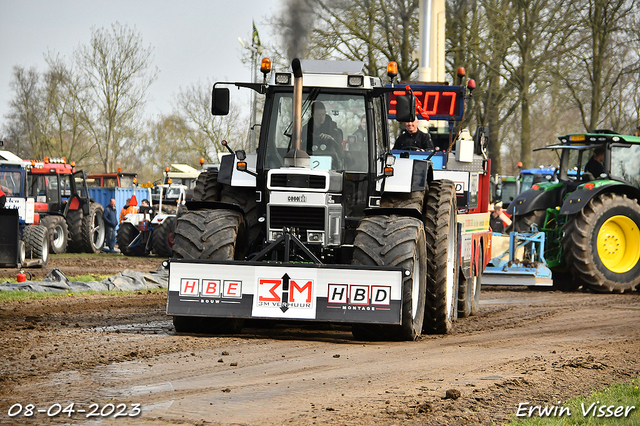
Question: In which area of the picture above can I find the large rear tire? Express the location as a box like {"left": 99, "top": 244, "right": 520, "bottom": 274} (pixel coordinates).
{"left": 351, "top": 215, "right": 427, "bottom": 341}
{"left": 194, "top": 169, "right": 221, "bottom": 202}
{"left": 40, "top": 215, "right": 69, "bottom": 254}
{"left": 23, "top": 225, "right": 49, "bottom": 267}
{"left": 65, "top": 209, "right": 84, "bottom": 253}
{"left": 117, "top": 222, "right": 145, "bottom": 256}
{"left": 171, "top": 209, "right": 245, "bottom": 334}
{"left": 511, "top": 210, "right": 546, "bottom": 233}
{"left": 151, "top": 217, "right": 176, "bottom": 257}
{"left": 563, "top": 193, "right": 640, "bottom": 293}
{"left": 423, "top": 180, "right": 458, "bottom": 334}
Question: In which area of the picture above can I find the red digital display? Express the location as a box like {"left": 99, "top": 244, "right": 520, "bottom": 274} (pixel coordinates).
{"left": 388, "top": 84, "right": 465, "bottom": 121}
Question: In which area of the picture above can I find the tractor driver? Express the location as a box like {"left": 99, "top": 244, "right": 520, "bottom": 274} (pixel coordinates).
{"left": 303, "top": 101, "right": 344, "bottom": 164}
{"left": 393, "top": 117, "right": 434, "bottom": 151}
{"left": 584, "top": 146, "right": 605, "bottom": 179}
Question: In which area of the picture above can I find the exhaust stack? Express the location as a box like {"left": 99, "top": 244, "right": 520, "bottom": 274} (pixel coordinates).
{"left": 284, "top": 58, "right": 310, "bottom": 168}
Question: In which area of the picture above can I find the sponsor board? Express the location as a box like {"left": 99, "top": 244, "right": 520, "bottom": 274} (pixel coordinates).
{"left": 5, "top": 197, "right": 34, "bottom": 223}
{"left": 167, "top": 261, "right": 403, "bottom": 324}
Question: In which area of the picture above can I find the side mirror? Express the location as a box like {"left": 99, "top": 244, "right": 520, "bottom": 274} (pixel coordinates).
{"left": 395, "top": 94, "right": 415, "bottom": 123}
{"left": 212, "top": 87, "right": 230, "bottom": 115}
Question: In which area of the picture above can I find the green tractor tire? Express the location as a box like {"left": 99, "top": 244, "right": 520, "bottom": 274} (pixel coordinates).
{"left": 562, "top": 193, "right": 640, "bottom": 293}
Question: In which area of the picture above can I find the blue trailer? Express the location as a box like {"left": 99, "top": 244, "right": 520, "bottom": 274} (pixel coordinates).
{"left": 87, "top": 187, "right": 152, "bottom": 227}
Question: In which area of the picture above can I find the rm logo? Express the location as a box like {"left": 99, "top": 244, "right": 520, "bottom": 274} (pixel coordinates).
{"left": 258, "top": 274, "right": 313, "bottom": 303}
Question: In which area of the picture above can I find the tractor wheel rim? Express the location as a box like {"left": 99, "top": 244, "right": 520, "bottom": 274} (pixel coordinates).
{"left": 597, "top": 215, "right": 640, "bottom": 273}
{"left": 446, "top": 212, "right": 456, "bottom": 319}
{"left": 52, "top": 224, "right": 64, "bottom": 249}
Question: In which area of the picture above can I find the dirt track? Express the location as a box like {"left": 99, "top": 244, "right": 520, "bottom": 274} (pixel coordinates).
{"left": 0, "top": 255, "right": 638, "bottom": 425}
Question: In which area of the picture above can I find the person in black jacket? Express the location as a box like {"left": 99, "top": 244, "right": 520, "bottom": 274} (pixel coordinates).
{"left": 393, "top": 118, "right": 434, "bottom": 151}
{"left": 103, "top": 198, "right": 118, "bottom": 253}
{"left": 584, "top": 146, "right": 605, "bottom": 179}
{"left": 303, "top": 101, "right": 344, "bottom": 168}
{"left": 489, "top": 202, "right": 505, "bottom": 233}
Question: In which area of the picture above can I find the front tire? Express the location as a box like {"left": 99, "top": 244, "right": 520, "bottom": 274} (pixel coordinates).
{"left": 171, "top": 209, "right": 245, "bottom": 334}
{"left": 117, "top": 222, "right": 145, "bottom": 256}
{"left": 351, "top": 215, "right": 427, "bottom": 341}
{"left": 423, "top": 180, "right": 459, "bottom": 334}
{"left": 23, "top": 225, "right": 49, "bottom": 267}
{"left": 151, "top": 217, "right": 176, "bottom": 257}
{"left": 563, "top": 193, "right": 640, "bottom": 293}
{"left": 41, "top": 215, "right": 69, "bottom": 254}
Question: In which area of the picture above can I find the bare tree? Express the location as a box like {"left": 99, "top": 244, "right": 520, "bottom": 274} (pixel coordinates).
{"left": 557, "top": 0, "right": 640, "bottom": 131}
{"left": 142, "top": 80, "right": 246, "bottom": 180}
{"left": 4, "top": 66, "right": 46, "bottom": 158}
{"left": 40, "top": 54, "right": 94, "bottom": 164}
{"left": 73, "top": 22, "right": 158, "bottom": 172}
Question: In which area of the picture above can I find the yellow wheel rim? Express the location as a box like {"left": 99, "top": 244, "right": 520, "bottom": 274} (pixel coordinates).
{"left": 597, "top": 215, "right": 640, "bottom": 273}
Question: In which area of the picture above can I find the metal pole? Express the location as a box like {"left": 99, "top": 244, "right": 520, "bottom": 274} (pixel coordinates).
{"left": 419, "top": 0, "right": 432, "bottom": 81}
{"left": 251, "top": 49, "right": 258, "bottom": 153}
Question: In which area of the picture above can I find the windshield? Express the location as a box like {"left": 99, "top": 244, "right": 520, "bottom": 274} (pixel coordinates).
{"left": 561, "top": 149, "right": 584, "bottom": 181}
{"left": 120, "top": 176, "right": 135, "bottom": 188}
{"left": 0, "top": 170, "right": 23, "bottom": 196}
{"left": 611, "top": 145, "right": 640, "bottom": 189}
{"left": 264, "top": 91, "right": 368, "bottom": 172}
{"left": 500, "top": 181, "right": 518, "bottom": 203}
{"left": 520, "top": 174, "right": 535, "bottom": 193}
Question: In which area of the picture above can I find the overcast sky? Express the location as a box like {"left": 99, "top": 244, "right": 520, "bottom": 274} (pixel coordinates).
{"left": 0, "top": 0, "right": 280, "bottom": 127}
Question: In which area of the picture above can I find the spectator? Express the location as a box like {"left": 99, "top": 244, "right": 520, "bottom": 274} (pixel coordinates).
{"left": 490, "top": 202, "right": 505, "bottom": 233}
{"left": 352, "top": 115, "right": 367, "bottom": 144}
{"left": 139, "top": 198, "right": 155, "bottom": 218}
{"left": 393, "top": 118, "right": 434, "bottom": 151}
{"left": 584, "top": 146, "right": 605, "bottom": 179}
{"left": 0, "top": 188, "right": 6, "bottom": 208}
{"left": 120, "top": 197, "right": 138, "bottom": 223}
{"left": 103, "top": 198, "right": 118, "bottom": 253}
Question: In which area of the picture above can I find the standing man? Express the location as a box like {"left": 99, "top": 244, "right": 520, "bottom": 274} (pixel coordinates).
{"left": 393, "top": 118, "right": 434, "bottom": 151}
{"left": 490, "top": 202, "right": 505, "bottom": 233}
{"left": 103, "top": 198, "right": 117, "bottom": 253}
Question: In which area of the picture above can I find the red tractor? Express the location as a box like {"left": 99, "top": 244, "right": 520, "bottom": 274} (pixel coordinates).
{"left": 27, "top": 158, "right": 105, "bottom": 253}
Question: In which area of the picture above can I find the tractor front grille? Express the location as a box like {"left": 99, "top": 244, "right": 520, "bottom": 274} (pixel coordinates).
{"left": 269, "top": 206, "right": 325, "bottom": 231}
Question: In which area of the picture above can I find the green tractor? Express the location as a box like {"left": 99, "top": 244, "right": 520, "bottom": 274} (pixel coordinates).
{"left": 507, "top": 130, "right": 640, "bottom": 293}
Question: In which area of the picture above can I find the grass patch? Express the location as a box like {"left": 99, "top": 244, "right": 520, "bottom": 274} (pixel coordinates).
{"left": 0, "top": 287, "right": 166, "bottom": 303}
{"left": 507, "top": 378, "right": 640, "bottom": 425}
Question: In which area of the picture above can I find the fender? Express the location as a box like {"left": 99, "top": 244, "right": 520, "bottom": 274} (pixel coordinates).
{"left": 185, "top": 200, "right": 246, "bottom": 216}
{"left": 378, "top": 158, "right": 430, "bottom": 193}
{"left": 560, "top": 182, "right": 640, "bottom": 215}
{"left": 506, "top": 183, "right": 563, "bottom": 216}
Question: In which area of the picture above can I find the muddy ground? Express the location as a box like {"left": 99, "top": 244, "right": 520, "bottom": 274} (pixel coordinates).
{"left": 0, "top": 254, "right": 638, "bottom": 425}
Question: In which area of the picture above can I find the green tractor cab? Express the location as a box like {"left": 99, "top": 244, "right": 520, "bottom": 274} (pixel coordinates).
{"left": 507, "top": 130, "right": 640, "bottom": 292}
